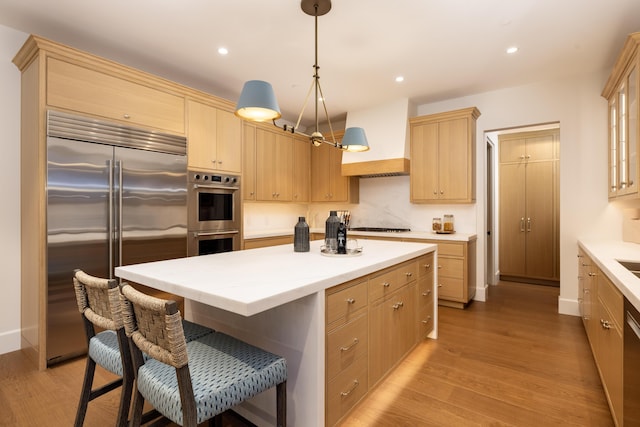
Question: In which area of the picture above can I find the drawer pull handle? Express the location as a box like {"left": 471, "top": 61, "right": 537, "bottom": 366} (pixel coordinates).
{"left": 382, "top": 282, "right": 390, "bottom": 288}
{"left": 438, "top": 284, "right": 443, "bottom": 288}
{"left": 405, "top": 272, "right": 413, "bottom": 277}
{"left": 346, "top": 298, "right": 356, "bottom": 305}
{"left": 600, "top": 319, "right": 612, "bottom": 330}
{"left": 422, "top": 316, "right": 432, "bottom": 324}
{"left": 423, "top": 264, "right": 431, "bottom": 269}
{"left": 340, "top": 338, "right": 359, "bottom": 352}
{"left": 438, "top": 265, "right": 442, "bottom": 269}
{"left": 587, "top": 272, "right": 597, "bottom": 277}
{"left": 340, "top": 379, "right": 360, "bottom": 397}
{"left": 392, "top": 301, "right": 404, "bottom": 310}
{"left": 422, "top": 290, "right": 431, "bottom": 296}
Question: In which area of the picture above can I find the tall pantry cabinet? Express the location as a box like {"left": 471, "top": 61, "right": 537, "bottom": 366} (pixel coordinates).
{"left": 499, "top": 129, "right": 560, "bottom": 283}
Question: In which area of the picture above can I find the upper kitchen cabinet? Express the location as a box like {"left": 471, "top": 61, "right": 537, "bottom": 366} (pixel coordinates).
{"left": 409, "top": 107, "right": 480, "bottom": 203}
{"left": 602, "top": 31, "right": 640, "bottom": 200}
{"left": 243, "top": 122, "right": 257, "bottom": 201}
{"left": 255, "top": 127, "right": 293, "bottom": 201}
{"left": 47, "top": 57, "right": 185, "bottom": 135}
{"left": 311, "top": 131, "right": 359, "bottom": 203}
{"left": 293, "top": 134, "right": 311, "bottom": 202}
{"left": 187, "top": 99, "right": 242, "bottom": 173}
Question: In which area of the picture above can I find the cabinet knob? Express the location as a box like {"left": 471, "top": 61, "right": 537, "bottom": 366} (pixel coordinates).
{"left": 438, "top": 284, "right": 443, "bottom": 288}
{"left": 600, "top": 319, "right": 612, "bottom": 330}
{"left": 346, "top": 298, "right": 356, "bottom": 304}
{"left": 422, "top": 291, "right": 431, "bottom": 296}
{"left": 423, "top": 263, "right": 431, "bottom": 269}
{"left": 421, "top": 317, "right": 432, "bottom": 324}
{"left": 405, "top": 272, "right": 413, "bottom": 277}
{"left": 123, "top": 114, "right": 130, "bottom": 119}
{"left": 382, "top": 282, "right": 390, "bottom": 288}
{"left": 440, "top": 190, "right": 444, "bottom": 195}
{"left": 433, "top": 190, "right": 437, "bottom": 195}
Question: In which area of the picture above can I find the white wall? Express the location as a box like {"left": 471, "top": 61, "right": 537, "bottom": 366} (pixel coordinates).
{"left": 0, "top": 25, "right": 28, "bottom": 354}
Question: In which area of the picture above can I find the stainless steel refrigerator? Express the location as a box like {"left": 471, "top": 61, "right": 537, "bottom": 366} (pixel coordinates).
{"left": 46, "top": 110, "right": 187, "bottom": 364}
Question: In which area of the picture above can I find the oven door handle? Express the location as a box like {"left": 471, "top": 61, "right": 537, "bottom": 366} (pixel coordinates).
{"left": 193, "top": 183, "right": 240, "bottom": 191}
{"left": 192, "top": 230, "right": 240, "bottom": 237}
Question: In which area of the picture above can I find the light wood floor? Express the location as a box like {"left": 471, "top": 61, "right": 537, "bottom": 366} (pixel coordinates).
{"left": 0, "top": 281, "right": 613, "bottom": 426}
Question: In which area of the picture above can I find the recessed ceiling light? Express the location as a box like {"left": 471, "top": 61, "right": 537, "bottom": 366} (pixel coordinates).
{"left": 218, "top": 47, "right": 229, "bottom": 55}
{"left": 506, "top": 46, "right": 519, "bottom": 54}
{"left": 395, "top": 76, "right": 404, "bottom": 83}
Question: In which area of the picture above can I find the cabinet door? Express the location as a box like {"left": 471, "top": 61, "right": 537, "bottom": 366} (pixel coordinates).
{"left": 311, "top": 143, "right": 333, "bottom": 201}
{"left": 410, "top": 122, "right": 439, "bottom": 201}
{"left": 293, "top": 136, "right": 310, "bottom": 202}
{"left": 215, "top": 109, "right": 242, "bottom": 173}
{"left": 499, "top": 162, "right": 527, "bottom": 276}
{"left": 47, "top": 57, "right": 184, "bottom": 134}
{"left": 438, "top": 117, "right": 470, "bottom": 201}
{"left": 242, "top": 123, "right": 256, "bottom": 200}
{"left": 256, "top": 128, "right": 293, "bottom": 201}
{"left": 187, "top": 99, "right": 217, "bottom": 170}
{"left": 525, "top": 161, "right": 558, "bottom": 280}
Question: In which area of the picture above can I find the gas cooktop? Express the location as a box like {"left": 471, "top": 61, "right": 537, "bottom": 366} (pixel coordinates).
{"left": 348, "top": 227, "right": 411, "bottom": 233}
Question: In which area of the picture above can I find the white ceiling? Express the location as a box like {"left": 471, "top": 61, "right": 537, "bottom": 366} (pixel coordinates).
{"left": 2, "top": 0, "right": 640, "bottom": 128}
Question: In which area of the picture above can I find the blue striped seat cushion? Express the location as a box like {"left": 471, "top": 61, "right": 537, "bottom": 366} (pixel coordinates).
{"left": 88, "top": 320, "right": 214, "bottom": 376}
{"left": 136, "top": 332, "right": 287, "bottom": 425}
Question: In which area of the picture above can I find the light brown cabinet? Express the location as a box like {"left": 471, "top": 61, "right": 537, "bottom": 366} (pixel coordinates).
{"left": 292, "top": 135, "right": 311, "bottom": 202}
{"left": 243, "top": 235, "right": 293, "bottom": 250}
{"left": 255, "top": 127, "right": 293, "bottom": 201}
{"left": 602, "top": 32, "right": 640, "bottom": 200}
{"left": 242, "top": 123, "right": 257, "bottom": 200}
{"left": 409, "top": 107, "right": 480, "bottom": 203}
{"left": 325, "top": 253, "right": 436, "bottom": 426}
{"left": 186, "top": 99, "right": 242, "bottom": 173}
{"left": 47, "top": 56, "right": 185, "bottom": 135}
{"left": 311, "top": 131, "right": 359, "bottom": 203}
{"left": 499, "top": 129, "right": 559, "bottom": 284}
{"left": 576, "top": 249, "right": 623, "bottom": 426}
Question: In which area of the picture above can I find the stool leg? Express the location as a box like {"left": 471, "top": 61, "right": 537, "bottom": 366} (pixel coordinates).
{"left": 276, "top": 381, "right": 286, "bottom": 427}
{"left": 74, "top": 356, "right": 97, "bottom": 427}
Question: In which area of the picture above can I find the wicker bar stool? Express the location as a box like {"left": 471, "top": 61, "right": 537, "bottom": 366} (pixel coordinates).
{"left": 72, "top": 270, "right": 214, "bottom": 427}
{"left": 119, "top": 282, "right": 287, "bottom": 427}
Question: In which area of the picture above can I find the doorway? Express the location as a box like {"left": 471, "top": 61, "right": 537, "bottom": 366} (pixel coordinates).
{"left": 485, "top": 123, "right": 560, "bottom": 287}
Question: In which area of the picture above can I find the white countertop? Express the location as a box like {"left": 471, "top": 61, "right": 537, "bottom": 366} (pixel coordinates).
{"left": 244, "top": 228, "right": 476, "bottom": 242}
{"left": 578, "top": 238, "right": 640, "bottom": 311}
{"left": 115, "top": 239, "right": 436, "bottom": 316}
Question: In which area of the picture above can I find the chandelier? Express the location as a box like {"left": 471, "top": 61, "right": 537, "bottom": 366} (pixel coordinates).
{"left": 235, "top": 0, "right": 369, "bottom": 152}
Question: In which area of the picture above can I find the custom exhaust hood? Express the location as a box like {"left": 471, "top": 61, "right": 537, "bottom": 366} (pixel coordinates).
{"left": 341, "top": 98, "right": 415, "bottom": 177}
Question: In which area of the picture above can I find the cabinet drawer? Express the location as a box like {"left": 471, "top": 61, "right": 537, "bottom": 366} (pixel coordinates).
{"left": 418, "top": 299, "right": 435, "bottom": 338}
{"left": 327, "top": 280, "right": 367, "bottom": 329}
{"left": 417, "top": 253, "right": 435, "bottom": 277}
{"left": 396, "top": 260, "right": 418, "bottom": 286}
{"left": 438, "top": 277, "right": 464, "bottom": 300}
{"left": 326, "top": 313, "right": 368, "bottom": 380}
{"left": 47, "top": 57, "right": 185, "bottom": 134}
{"left": 598, "top": 274, "right": 623, "bottom": 329}
{"left": 368, "top": 268, "right": 399, "bottom": 302}
{"left": 437, "top": 242, "right": 464, "bottom": 257}
{"left": 438, "top": 256, "right": 464, "bottom": 279}
{"left": 326, "top": 358, "right": 368, "bottom": 427}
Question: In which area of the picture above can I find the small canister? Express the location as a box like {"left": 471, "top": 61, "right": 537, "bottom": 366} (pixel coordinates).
{"left": 443, "top": 214, "right": 455, "bottom": 232}
{"left": 432, "top": 217, "right": 442, "bottom": 232}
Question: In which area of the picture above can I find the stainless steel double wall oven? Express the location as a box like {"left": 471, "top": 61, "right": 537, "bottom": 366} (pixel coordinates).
{"left": 187, "top": 170, "right": 241, "bottom": 256}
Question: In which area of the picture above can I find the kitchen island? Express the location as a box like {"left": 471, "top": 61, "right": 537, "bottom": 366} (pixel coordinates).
{"left": 115, "top": 239, "right": 437, "bottom": 426}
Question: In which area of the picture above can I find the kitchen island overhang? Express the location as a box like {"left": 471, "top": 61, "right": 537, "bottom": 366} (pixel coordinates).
{"left": 115, "top": 239, "right": 437, "bottom": 426}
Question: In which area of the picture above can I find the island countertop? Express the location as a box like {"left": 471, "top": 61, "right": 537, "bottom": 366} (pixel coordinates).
{"left": 115, "top": 239, "right": 436, "bottom": 316}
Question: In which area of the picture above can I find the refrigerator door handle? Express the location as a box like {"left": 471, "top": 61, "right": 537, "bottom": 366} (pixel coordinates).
{"left": 117, "top": 160, "right": 123, "bottom": 275}
{"left": 108, "top": 159, "right": 114, "bottom": 278}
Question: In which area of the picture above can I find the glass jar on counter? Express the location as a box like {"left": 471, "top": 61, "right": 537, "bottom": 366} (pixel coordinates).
{"left": 432, "top": 217, "right": 442, "bottom": 232}
{"left": 443, "top": 214, "right": 455, "bottom": 232}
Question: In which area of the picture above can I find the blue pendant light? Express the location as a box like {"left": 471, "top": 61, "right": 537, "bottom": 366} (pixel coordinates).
{"left": 341, "top": 127, "right": 369, "bottom": 152}
{"left": 235, "top": 80, "right": 281, "bottom": 122}
{"left": 235, "top": 0, "right": 369, "bottom": 153}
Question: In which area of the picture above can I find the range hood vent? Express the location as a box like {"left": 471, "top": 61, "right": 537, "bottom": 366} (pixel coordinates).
{"left": 341, "top": 98, "right": 414, "bottom": 177}
{"left": 341, "top": 158, "right": 410, "bottom": 178}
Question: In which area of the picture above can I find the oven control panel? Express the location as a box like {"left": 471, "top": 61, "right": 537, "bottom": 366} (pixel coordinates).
{"left": 189, "top": 171, "right": 240, "bottom": 187}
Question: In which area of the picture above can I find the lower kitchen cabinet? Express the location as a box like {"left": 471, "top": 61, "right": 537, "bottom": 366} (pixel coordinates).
{"left": 243, "top": 235, "right": 293, "bottom": 249}
{"left": 576, "top": 247, "right": 624, "bottom": 426}
{"left": 325, "top": 254, "right": 436, "bottom": 426}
